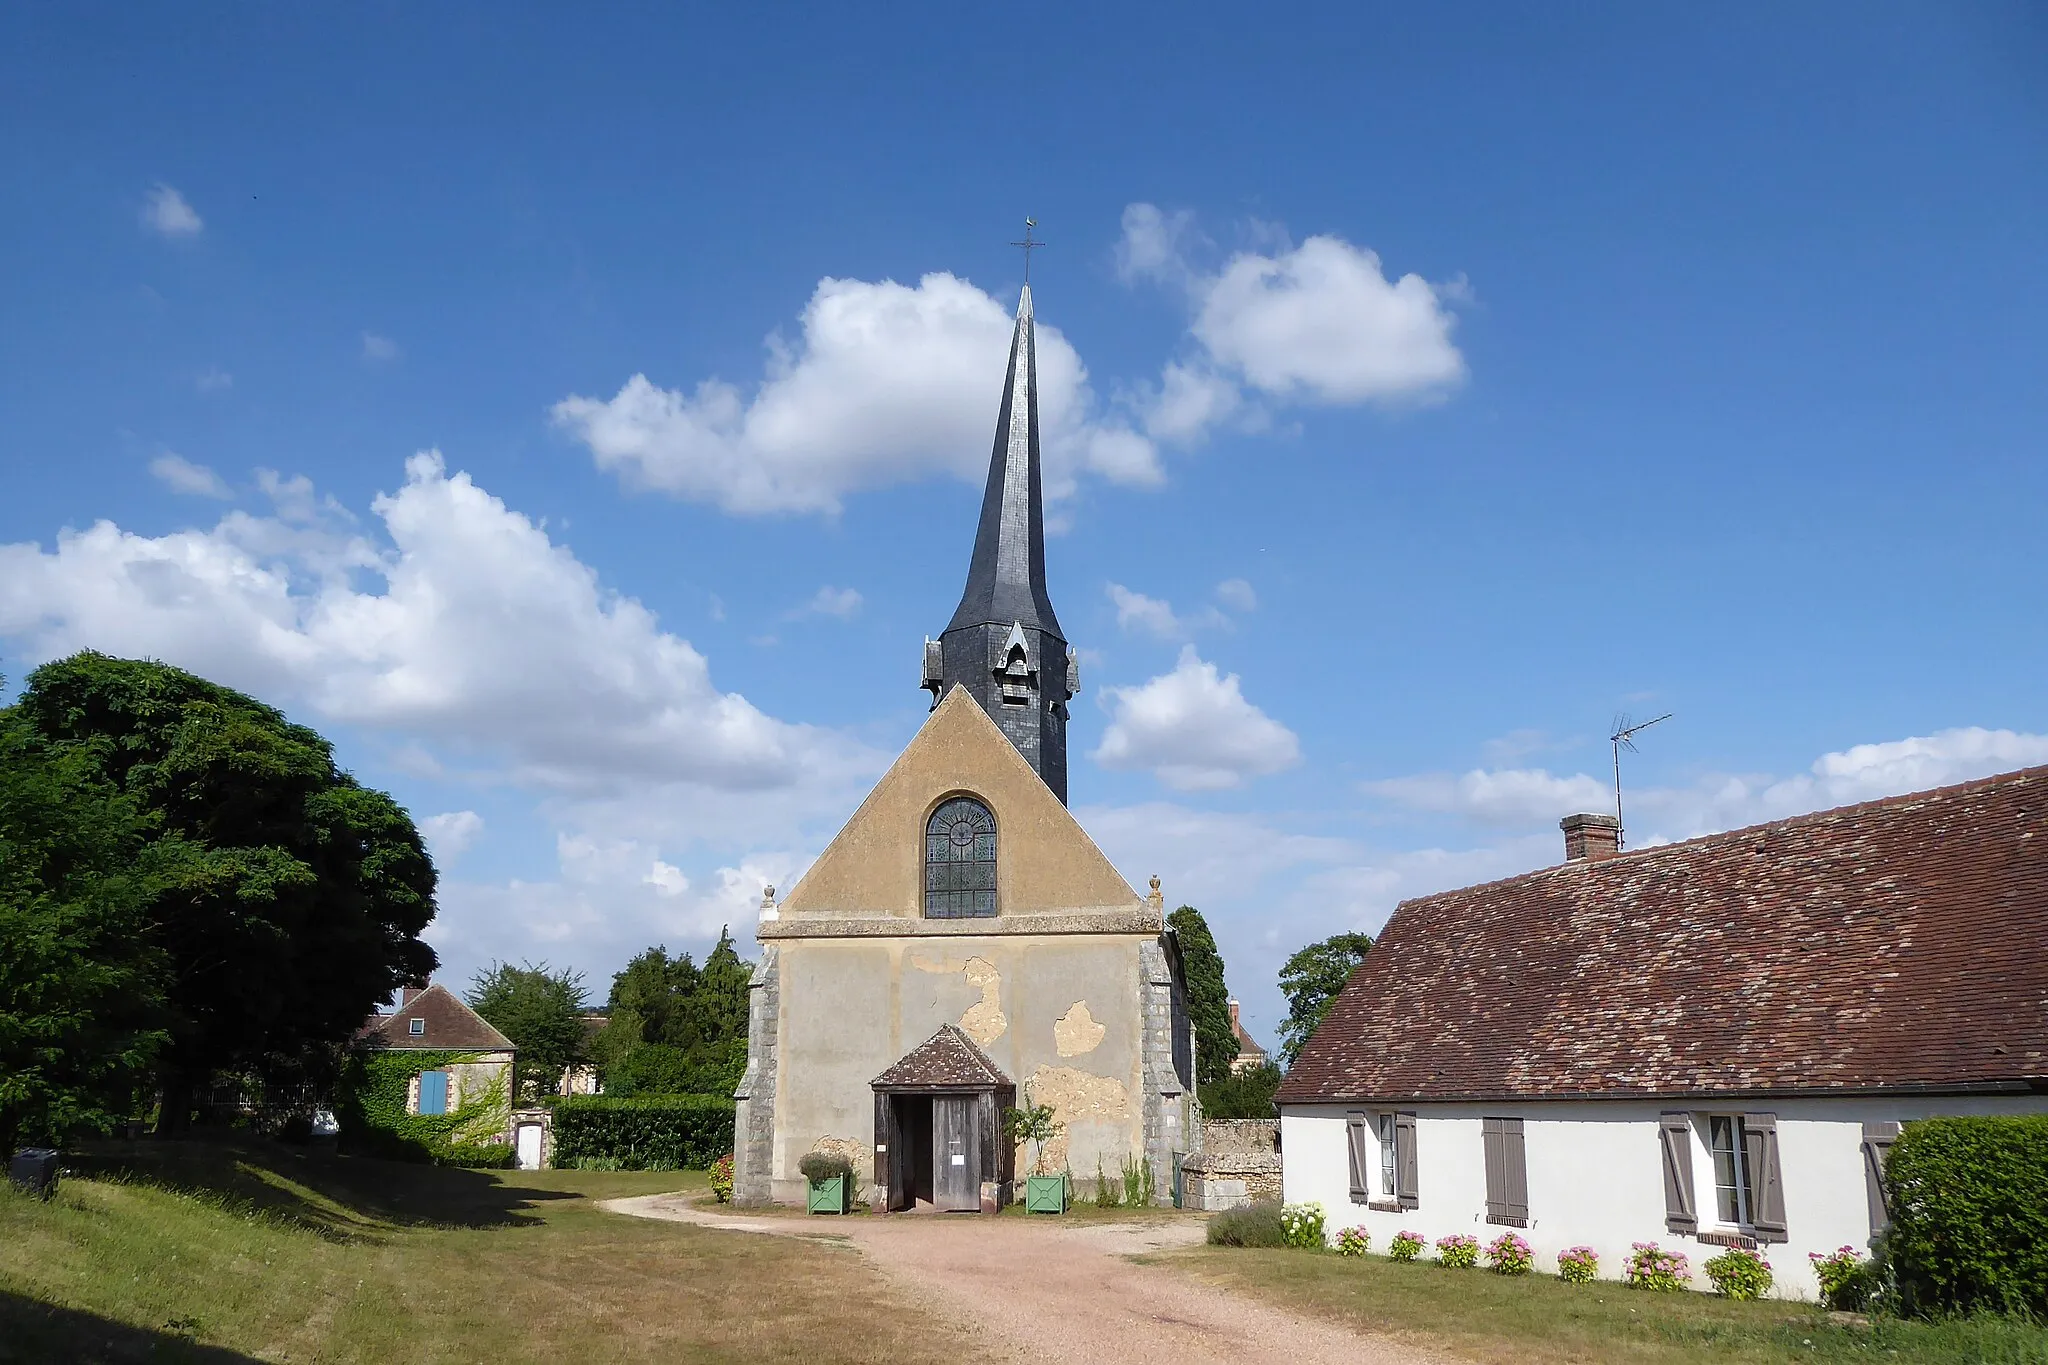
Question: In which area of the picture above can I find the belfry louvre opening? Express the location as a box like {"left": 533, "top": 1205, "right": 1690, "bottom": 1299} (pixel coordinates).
{"left": 925, "top": 795, "right": 997, "bottom": 918}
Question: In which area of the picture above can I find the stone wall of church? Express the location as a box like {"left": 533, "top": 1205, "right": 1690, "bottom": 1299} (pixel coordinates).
{"left": 758, "top": 931, "right": 1172, "bottom": 1206}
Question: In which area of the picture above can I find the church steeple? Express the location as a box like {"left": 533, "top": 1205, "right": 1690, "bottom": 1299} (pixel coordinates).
{"left": 922, "top": 285, "right": 1078, "bottom": 803}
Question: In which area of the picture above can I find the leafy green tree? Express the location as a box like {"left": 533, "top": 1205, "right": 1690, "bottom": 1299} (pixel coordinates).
{"left": 1199, "top": 1063, "right": 1283, "bottom": 1120}
{"left": 1276, "top": 931, "right": 1373, "bottom": 1065}
{"left": 593, "top": 928, "right": 753, "bottom": 1096}
{"left": 10, "top": 653, "right": 438, "bottom": 1131}
{"left": 0, "top": 705, "right": 169, "bottom": 1150}
{"left": 1167, "top": 905, "right": 1238, "bottom": 1086}
{"left": 466, "top": 961, "right": 589, "bottom": 1101}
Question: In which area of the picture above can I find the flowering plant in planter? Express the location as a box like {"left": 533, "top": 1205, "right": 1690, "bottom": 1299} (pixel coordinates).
{"left": 1704, "top": 1246, "right": 1773, "bottom": 1301}
{"left": 1280, "top": 1201, "right": 1327, "bottom": 1250}
{"left": 1335, "top": 1225, "right": 1370, "bottom": 1257}
{"left": 1435, "top": 1233, "right": 1481, "bottom": 1269}
{"left": 1556, "top": 1246, "right": 1600, "bottom": 1285}
{"left": 709, "top": 1152, "right": 735, "bottom": 1203}
{"left": 1484, "top": 1231, "right": 1533, "bottom": 1275}
{"left": 1808, "top": 1245, "right": 1869, "bottom": 1310}
{"left": 1625, "top": 1241, "right": 1691, "bottom": 1292}
{"left": 1388, "top": 1230, "right": 1426, "bottom": 1262}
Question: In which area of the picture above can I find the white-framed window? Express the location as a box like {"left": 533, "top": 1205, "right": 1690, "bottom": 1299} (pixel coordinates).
{"left": 408, "top": 1017, "right": 425, "bottom": 1036}
{"left": 1376, "top": 1112, "right": 1396, "bottom": 1196}
{"left": 1708, "top": 1115, "right": 1751, "bottom": 1225}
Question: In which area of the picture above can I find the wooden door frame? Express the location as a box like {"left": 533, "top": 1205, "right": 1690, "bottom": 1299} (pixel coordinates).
{"left": 871, "top": 1081, "right": 1015, "bottom": 1212}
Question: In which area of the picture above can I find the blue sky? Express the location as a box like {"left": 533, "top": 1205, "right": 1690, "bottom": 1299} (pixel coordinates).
{"left": 4, "top": 4, "right": 2045, "bottom": 1044}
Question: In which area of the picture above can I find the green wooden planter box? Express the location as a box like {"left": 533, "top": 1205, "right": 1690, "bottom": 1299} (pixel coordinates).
{"left": 1025, "top": 1174, "right": 1068, "bottom": 1214}
{"left": 806, "top": 1175, "right": 849, "bottom": 1214}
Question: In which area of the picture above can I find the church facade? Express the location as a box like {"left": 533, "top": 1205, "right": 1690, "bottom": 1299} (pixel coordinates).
{"left": 733, "top": 286, "right": 1197, "bottom": 1209}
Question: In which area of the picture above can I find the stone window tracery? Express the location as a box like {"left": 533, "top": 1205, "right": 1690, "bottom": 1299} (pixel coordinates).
{"left": 925, "top": 796, "right": 997, "bottom": 918}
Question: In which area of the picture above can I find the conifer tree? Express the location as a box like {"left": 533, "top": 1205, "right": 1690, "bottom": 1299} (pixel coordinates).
{"left": 1166, "top": 905, "right": 1238, "bottom": 1087}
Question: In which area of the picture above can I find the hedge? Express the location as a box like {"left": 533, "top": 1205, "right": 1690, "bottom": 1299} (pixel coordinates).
{"left": 1885, "top": 1114, "right": 2048, "bottom": 1319}
{"left": 550, "top": 1094, "right": 735, "bottom": 1170}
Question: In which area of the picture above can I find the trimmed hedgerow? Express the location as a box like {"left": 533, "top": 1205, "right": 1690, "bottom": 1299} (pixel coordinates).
{"left": 550, "top": 1094, "right": 735, "bottom": 1171}
{"left": 1206, "top": 1200, "right": 1286, "bottom": 1247}
{"left": 1886, "top": 1115, "right": 2048, "bottom": 1319}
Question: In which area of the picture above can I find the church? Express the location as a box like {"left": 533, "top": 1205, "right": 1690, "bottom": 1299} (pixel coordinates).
{"left": 732, "top": 284, "right": 1198, "bottom": 1210}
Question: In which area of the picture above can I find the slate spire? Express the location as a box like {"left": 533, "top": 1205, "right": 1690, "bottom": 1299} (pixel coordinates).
{"left": 923, "top": 285, "right": 1078, "bottom": 802}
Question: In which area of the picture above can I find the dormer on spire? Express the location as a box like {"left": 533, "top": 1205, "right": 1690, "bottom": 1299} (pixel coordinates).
{"left": 922, "top": 284, "right": 1076, "bottom": 802}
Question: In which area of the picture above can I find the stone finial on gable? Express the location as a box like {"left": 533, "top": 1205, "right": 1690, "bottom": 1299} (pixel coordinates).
{"left": 1146, "top": 875, "right": 1163, "bottom": 915}
{"left": 759, "top": 884, "right": 779, "bottom": 923}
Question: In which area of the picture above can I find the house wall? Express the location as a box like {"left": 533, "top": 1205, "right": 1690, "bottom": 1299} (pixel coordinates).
{"left": 766, "top": 932, "right": 1187, "bottom": 1205}
{"left": 1281, "top": 1093, "right": 2048, "bottom": 1300}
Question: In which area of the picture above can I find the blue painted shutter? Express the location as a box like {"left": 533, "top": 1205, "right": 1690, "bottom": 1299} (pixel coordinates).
{"left": 419, "top": 1070, "right": 449, "bottom": 1116}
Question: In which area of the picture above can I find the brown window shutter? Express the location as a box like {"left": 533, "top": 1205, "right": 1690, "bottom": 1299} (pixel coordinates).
{"left": 1346, "top": 1112, "right": 1370, "bottom": 1203}
{"left": 1482, "top": 1118, "right": 1506, "bottom": 1223}
{"left": 1744, "top": 1112, "right": 1787, "bottom": 1242}
{"left": 1861, "top": 1120, "right": 1899, "bottom": 1240}
{"left": 1394, "top": 1111, "right": 1419, "bottom": 1210}
{"left": 1659, "top": 1111, "right": 1697, "bottom": 1234}
{"left": 1503, "top": 1118, "right": 1529, "bottom": 1227}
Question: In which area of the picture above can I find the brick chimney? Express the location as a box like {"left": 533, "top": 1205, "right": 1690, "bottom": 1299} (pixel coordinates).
{"left": 1560, "top": 813, "right": 1621, "bottom": 863}
{"left": 397, "top": 984, "right": 426, "bottom": 1009}
{"left": 1227, "top": 999, "right": 1242, "bottom": 1037}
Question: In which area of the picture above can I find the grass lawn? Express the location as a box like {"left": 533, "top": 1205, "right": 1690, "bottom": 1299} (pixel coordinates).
{"left": 1163, "top": 1245, "right": 2048, "bottom": 1365}
{"left": 0, "top": 1135, "right": 975, "bottom": 1364}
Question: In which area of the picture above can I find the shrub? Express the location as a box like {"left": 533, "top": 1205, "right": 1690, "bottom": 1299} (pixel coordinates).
{"left": 1335, "top": 1225, "right": 1370, "bottom": 1257}
{"left": 1625, "top": 1241, "right": 1691, "bottom": 1292}
{"left": 708, "top": 1153, "right": 735, "bottom": 1203}
{"left": 439, "top": 1140, "right": 515, "bottom": 1169}
{"left": 1121, "top": 1152, "right": 1155, "bottom": 1208}
{"left": 1281, "top": 1201, "right": 1327, "bottom": 1249}
{"left": 1809, "top": 1245, "right": 1870, "bottom": 1311}
{"left": 798, "top": 1151, "right": 854, "bottom": 1184}
{"left": 1885, "top": 1114, "right": 2048, "bottom": 1319}
{"left": 1435, "top": 1234, "right": 1480, "bottom": 1269}
{"left": 1557, "top": 1246, "right": 1600, "bottom": 1285}
{"left": 1704, "top": 1246, "right": 1773, "bottom": 1300}
{"left": 1207, "top": 1200, "right": 1286, "bottom": 1248}
{"left": 1389, "top": 1230, "right": 1425, "bottom": 1262}
{"left": 1485, "top": 1231, "right": 1533, "bottom": 1275}
{"left": 550, "top": 1094, "right": 735, "bottom": 1170}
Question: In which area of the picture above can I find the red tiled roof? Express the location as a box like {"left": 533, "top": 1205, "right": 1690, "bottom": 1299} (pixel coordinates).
{"left": 358, "top": 983, "right": 515, "bottom": 1052}
{"left": 1278, "top": 766, "right": 2048, "bottom": 1104}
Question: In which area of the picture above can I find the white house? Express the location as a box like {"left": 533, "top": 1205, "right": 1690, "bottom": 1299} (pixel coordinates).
{"left": 1277, "top": 766, "right": 2048, "bottom": 1300}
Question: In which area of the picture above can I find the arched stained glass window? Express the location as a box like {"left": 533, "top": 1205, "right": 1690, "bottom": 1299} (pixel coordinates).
{"left": 925, "top": 796, "right": 997, "bottom": 918}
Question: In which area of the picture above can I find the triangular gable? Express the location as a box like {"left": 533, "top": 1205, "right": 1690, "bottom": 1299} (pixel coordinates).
{"left": 872, "top": 1024, "right": 1012, "bottom": 1090}
{"left": 358, "top": 983, "right": 515, "bottom": 1051}
{"left": 778, "top": 685, "right": 1140, "bottom": 920}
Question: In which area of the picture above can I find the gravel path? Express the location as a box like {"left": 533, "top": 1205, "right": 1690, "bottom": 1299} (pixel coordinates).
{"left": 602, "top": 1194, "right": 1450, "bottom": 1365}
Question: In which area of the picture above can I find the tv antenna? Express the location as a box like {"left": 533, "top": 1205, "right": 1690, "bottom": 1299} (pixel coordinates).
{"left": 1610, "top": 711, "right": 1672, "bottom": 850}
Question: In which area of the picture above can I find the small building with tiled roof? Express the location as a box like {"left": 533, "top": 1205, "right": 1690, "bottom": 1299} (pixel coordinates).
{"left": 1226, "top": 999, "right": 1269, "bottom": 1073}
{"left": 356, "top": 983, "right": 520, "bottom": 1159}
{"left": 1276, "top": 766, "right": 2048, "bottom": 1300}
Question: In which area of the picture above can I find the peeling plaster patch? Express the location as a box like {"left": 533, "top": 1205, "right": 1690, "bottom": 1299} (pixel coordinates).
{"left": 1026, "top": 1064, "right": 1130, "bottom": 1172}
{"left": 958, "top": 956, "right": 1007, "bottom": 1045}
{"left": 1052, "top": 1001, "right": 1106, "bottom": 1057}
{"left": 909, "top": 950, "right": 968, "bottom": 974}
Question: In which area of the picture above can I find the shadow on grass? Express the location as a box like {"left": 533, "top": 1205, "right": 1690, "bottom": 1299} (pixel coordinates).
{"left": 67, "top": 1133, "right": 576, "bottom": 1241}
{"left": 0, "top": 1290, "right": 263, "bottom": 1364}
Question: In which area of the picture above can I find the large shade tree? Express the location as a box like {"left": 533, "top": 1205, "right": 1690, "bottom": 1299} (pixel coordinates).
{"left": 466, "top": 962, "right": 589, "bottom": 1100}
{"left": 9, "top": 653, "right": 439, "bottom": 1131}
{"left": 593, "top": 928, "right": 753, "bottom": 1096}
{"left": 1276, "top": 931, "right": 1374, "bottom": 1066}
{"left": 0, "top": 696, "right": 169, "bottom": 1150}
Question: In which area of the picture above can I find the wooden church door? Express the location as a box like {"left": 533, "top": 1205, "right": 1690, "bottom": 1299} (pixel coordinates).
{"left": 933, "top": 1096, "right": 980, "bottom": 1211}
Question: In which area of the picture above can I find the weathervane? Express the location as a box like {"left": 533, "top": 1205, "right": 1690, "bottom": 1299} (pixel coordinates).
{"left": 1009, "top": 217, "right": 1044, "bottom": 284}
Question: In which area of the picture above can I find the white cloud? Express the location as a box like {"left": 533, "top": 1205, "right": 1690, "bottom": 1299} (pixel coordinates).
{"left": 148, "top": 454, "right": 231, "bottom": 499}
{"left": 0, "top": 451, "right": 879, "bottom": 798}
{"left": 793, "top": 585, "right": 863, "bottom": 620}
{"left": 1106, "top": 583, "right": 1185, "bottom": 639}
{"left": 1093, "top": 646, "right": 1300, "bottom": 790}
{"left": 195, "top": 367, "right": 233, "bottom": 393}
{"left": 1116, "top": 204, "right": 1467, "bottom": 446}
{"left": 420, "top": 810, "right": 485, "bottom": 864}
{"left": 1215, "top": 578, "right": 1257, "bottom": 613}
{"left": 361, "top": 332, "right": 401, "bottom": 363}
{"left": 142, "top": 184, "right": 202, "bottom": 237}
{"left": 1366, "top": 726, "right": 2048, "bottom": 843}
{"left": 554, "top": 272, "right": 1157, "bottom": 517}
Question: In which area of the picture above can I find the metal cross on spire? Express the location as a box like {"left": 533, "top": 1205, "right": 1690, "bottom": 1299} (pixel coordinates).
{"left": 1009, "top": 218, "right": 1044, "bottom": 284}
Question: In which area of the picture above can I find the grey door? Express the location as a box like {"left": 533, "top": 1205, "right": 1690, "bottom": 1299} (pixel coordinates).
{"left": 933, "top": 1096, "right": 979, "bottom": 1211}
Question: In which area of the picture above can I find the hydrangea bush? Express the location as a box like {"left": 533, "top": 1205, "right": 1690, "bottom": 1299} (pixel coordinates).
{"left": 1625, "top": 1241, "right": 1691, "bottom": 1292}
{"left": 1436, "top": 1233, "right": 1481, "bottom": 1269}
{"left": 1809, "top": 1245, "right": 1869, "bottom": 1310}
{"left": 1280, "top": 1201, "right": 1328, "bottom": 1250}
{"left": 1557, "top": 1246, "right": 1600, "bottom": 1285}
{"left": 709, "top": 1152, "right": 735, "bottom": 1203}
{"left": 1484, "top": 1231, "right": 1533, "bottom": 1275}
{"left": 1335, "top": 1225, "right": 1370, "bottom": 1257}
{"left": 1389, "top": 1230, "right": 1426, "bottom": 1262}
{"left": 1704, "top": 1246, "right": 1774, "bottom": 1300}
